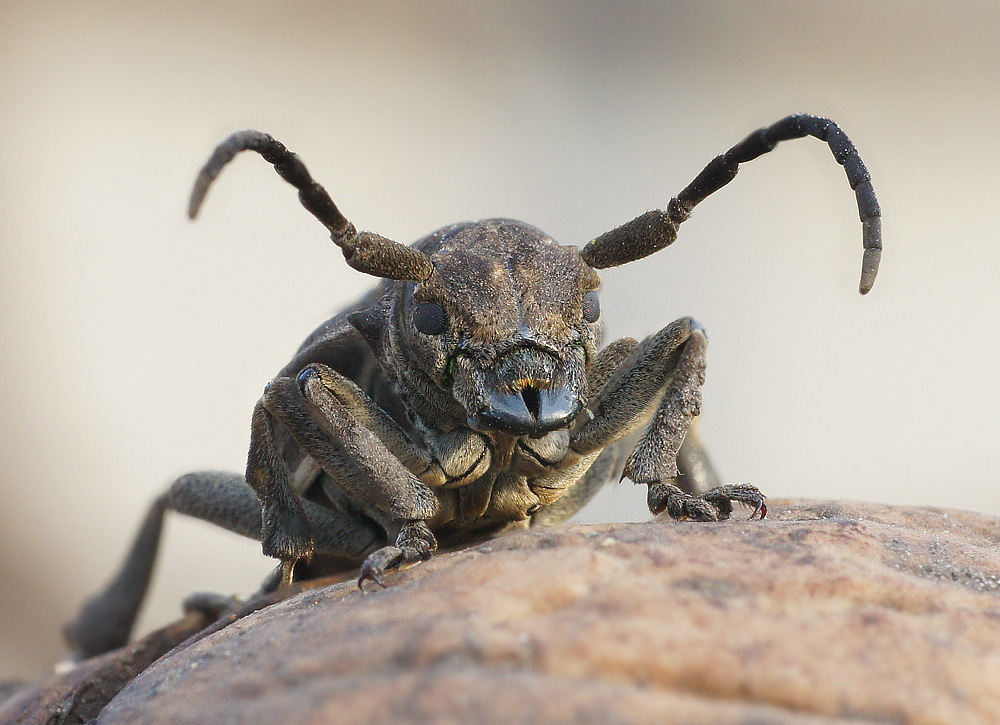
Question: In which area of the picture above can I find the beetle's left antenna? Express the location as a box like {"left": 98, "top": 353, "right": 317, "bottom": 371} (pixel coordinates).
{"left": 188, "top": 130, "right": 434, "bottom": 282}
{"left": 580, "top": 114, "right": 882, "bottom": 294}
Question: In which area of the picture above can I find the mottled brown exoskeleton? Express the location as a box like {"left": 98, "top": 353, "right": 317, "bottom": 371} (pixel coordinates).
{"left": 66, "top": 114, "right": 881, "bottom": 659}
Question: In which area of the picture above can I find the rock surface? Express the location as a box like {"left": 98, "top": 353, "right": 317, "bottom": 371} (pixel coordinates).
{"left": 11, "top": 499, "right": 1000, "bottom": 723}
{"left": 0, "top": 610, "right": 214, "bottom": 725}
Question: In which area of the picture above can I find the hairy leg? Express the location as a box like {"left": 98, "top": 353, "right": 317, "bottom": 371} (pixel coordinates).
{"left": 570, "top": 319, "right": 765, "bottom": 522}
{"left": 65, "top": 471, "right": 380, "bottom": 658}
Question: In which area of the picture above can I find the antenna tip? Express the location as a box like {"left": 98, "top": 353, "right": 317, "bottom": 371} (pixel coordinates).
{"left": 858, "top": 246, "right": 881, "bottom": 294}
{"left": 858, "top": 217, "right": 882, "bottom": 294}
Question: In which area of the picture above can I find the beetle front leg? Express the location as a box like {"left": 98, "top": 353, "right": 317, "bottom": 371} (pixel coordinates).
{"left": 357, "top": 520, "right": 437, "bottom": 588}
{"left": 571, "top": 318, "right": 765, "bottom": 522}
{"left": 629, "top": 331, "right": 765, "bottom": 520}
{"left": 264, "top": 369, "right": 440, "bottom": 586}
{"left": 286, "top": 363, "right": 492, "bottom": 490}
{"left": 247, "top": 399, "right": 314, "bottom": 562}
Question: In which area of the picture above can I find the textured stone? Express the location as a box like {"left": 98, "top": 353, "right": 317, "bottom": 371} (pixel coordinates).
{"left": 17, "top": 500, "right": 1000, "bottom": 723}
{"left": 0, "top": 611, "right": 212, "bottom": 725}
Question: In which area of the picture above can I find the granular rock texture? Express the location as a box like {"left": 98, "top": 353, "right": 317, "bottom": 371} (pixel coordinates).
{"left": 0, "top": 610, "right": 214, "bottom": 725}
{"left": 13, "top": 500, "right": 1000, "bottom": 723}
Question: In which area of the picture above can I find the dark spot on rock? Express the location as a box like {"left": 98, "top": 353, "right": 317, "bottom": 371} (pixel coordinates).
{"left": 788, "top": 528, "right": 812, "bottom": 543}
{"left": 860, "top": 610, "right": 886, "bottom": 626}
{"left": 672, "top": 577, "right": 747, "bottom": 601}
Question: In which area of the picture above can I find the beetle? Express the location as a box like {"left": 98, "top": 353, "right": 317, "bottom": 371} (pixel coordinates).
{"left": 65, "top": 114, "right": 880, "bottom": 659}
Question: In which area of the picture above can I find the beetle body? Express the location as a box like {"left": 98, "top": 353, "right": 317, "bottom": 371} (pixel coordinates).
{"left": 288, "top": 221, "right": 600, "bottom": 538}
{"left": 66, "top": 115, "right": 880, "bottom": 659}
{"left": 270, "top": 220, "right": 635, "bottom": 558}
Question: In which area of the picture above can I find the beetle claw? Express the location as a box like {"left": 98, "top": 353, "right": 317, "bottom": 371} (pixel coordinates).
{"left": 649, "top": 481, "right": 766, "bottom": 523}
{"left": 358, "top": 546, "right": 403, "bottom": 590}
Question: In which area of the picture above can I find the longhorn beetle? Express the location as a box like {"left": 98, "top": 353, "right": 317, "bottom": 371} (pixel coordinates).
{"left": 66, "top": 114, "right": 881, "bottom": 659}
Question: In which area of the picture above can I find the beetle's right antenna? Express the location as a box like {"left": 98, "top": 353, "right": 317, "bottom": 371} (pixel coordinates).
{"left": 580, "top": 114, "right": 882, "bottom": 294}
{"left": 189, "top": 130, "right": 434, "bottom": 282}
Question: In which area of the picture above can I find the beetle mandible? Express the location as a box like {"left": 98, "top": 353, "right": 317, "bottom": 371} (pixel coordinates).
{"left": 66, "top": 114, "right": 881, "bottom": 659}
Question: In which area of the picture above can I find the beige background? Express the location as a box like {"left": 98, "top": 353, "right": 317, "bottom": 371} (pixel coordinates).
{"left": 2, "top": 1, "right": 998, "bottom": 680}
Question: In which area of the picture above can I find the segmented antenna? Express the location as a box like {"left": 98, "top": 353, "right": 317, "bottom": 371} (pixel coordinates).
{"left": 581, "top": 114, "right": 882, "bottom": 294}
{"left": 189, "top": 130, "right": 434, "bottom": 282}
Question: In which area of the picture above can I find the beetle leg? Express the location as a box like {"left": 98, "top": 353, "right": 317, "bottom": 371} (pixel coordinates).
{"left": 570, "top": 318, "right": 765, "bottom": 522}
{"left": 526, "top": 336, "right": 724, "bottom": 527}
{"left": 168, "top": 469, "right": 380, "bottom": 557}
{"left": 526, "top": 327, "right": 693, "bottom": 523}
{"left": 263, "top": 369, "right": 440, "bottom": 583}
{"left": 647, "top": 481, "right": 767, "bottom": 522}
{"left": 65, "top": 470, "right": 380, "bottom": 659}
{"left": 618, "top": 321, "right": 708, "bottom": 487}
{"left": 529, "top": 425, "right": 723, "bottom": 527}
{"left": 358, "top": 520, "right": 437, "bottom": 589}
{"left": 623, "top": 327, "right": 766, "bottom": 520}
{"left": 299, "top": 364, "right": 435, "bottom": 476}
{"left": 586, "top": 336, "right": 639, "bottom": 397}
{"left": 570, "top": 317, "right": 702, "bottom": 455}
{"left": 277, "top": 370, "right": 439, "bottom": 523}
{"left": 247, "top": 398, "right": 314, "bottom": 561}
{"left": 305, "top": 364, "right": 492, "bottom": 488}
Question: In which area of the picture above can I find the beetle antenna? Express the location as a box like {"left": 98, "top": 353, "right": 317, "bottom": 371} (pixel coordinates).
{"left": 188, "top": 130, "right": 434, "bottom": 282}
{"left": 580, "top": 114, "right": 882, "bottom": 294}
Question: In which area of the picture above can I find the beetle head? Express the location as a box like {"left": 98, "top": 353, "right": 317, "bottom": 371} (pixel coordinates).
{"left": 353, "top": 219, "right": 602, "bottom": 437}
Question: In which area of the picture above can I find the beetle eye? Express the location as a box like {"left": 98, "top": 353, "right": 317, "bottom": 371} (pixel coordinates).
{"left": 413, "top": 301, "right": 447, "bottom": 335}
{"left": 582, "top": 291, "right": 600, "bottom": 323}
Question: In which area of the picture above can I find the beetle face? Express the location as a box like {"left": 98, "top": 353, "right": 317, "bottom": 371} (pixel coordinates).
{"left": 402, "top": 219, "right": 602, "bottom": 436}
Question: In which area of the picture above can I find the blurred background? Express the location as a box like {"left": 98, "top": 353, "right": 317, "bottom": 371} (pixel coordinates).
{"left": 2, "top": 0, "right": 998, "bottom": 680}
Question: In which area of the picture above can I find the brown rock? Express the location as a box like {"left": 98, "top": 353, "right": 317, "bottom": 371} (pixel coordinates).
{"left": 0, "top": 610, "right": 213, "bottom": 725}
{"left": 17, "top": 500, "right": 1000, "bottom": 723}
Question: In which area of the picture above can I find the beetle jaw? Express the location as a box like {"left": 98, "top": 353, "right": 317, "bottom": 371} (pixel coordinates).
{"left": 450, "top": 346, "right": 587, "bottom": 437}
